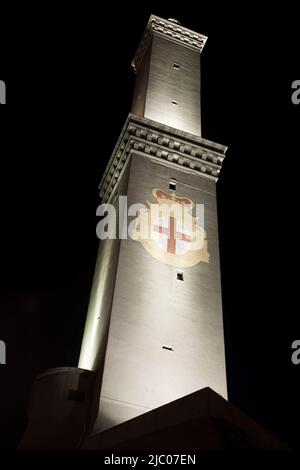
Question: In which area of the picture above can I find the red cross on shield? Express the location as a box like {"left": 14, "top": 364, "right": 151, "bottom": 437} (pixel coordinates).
{"left": 152, "top": 214, "right": 191, "bottom": 255}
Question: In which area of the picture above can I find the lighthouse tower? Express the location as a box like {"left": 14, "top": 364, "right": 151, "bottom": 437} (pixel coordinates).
{"left": 78, "top": 15, "right": 228, "bottom": 434}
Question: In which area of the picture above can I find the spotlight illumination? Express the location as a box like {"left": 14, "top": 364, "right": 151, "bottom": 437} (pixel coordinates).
{"left": 79, "top": 15, "right": 227, "bottom": 434}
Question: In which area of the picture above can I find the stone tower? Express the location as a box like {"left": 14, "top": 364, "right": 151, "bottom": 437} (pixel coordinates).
{"left": 78, "top": 15, "right": 228, "bottom": 434}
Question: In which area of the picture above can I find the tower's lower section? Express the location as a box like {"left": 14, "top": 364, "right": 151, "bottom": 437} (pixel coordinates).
{"left": 79, "top": 114, "right": 228, "bottom": 434}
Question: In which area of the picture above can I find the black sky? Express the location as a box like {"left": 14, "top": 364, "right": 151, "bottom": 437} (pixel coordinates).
{"left": 0, "top": 3, "right": 299, "bottom": 450}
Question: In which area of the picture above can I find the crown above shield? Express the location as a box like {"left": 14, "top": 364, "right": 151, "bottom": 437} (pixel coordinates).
{"left": 152, "top": 188, "right": 194, "bottom": 207}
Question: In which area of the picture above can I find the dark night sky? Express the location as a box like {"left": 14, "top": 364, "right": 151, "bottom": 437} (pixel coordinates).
{"left": 0, "top": 3, "right": 299, "bottom": 450}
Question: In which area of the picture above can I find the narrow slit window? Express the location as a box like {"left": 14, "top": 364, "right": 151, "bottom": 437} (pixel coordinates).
{"left": 169, "top": 181, "right": 176, "bottom": 191}
{"left": 173, "top": 63, "right": 180, "bottom": 70}
{"left": 171, "top": 100, "right": 178, "bottom": 105}
{"left": 177, "top": 271, "right": 184, "bottom": 281}
{"left": 162, "top": 344, "right": 174, "bottom": 351}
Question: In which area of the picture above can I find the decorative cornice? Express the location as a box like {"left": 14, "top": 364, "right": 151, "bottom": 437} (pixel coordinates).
{"left": 132, "top": 15, "right": 208, "bottom": 73}
{"left": 99, "top": 114, "right": 227, "bottom": 204}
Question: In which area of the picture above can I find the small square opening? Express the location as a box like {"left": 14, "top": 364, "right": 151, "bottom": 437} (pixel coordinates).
{"left": 173, "top": 63, "right": 180, "bottom": 70}
{"left": 177, "top": 271, "right": 184, "bottom": 281}
{"left": 169, "top": 181, "right": 176, "bottom": 191}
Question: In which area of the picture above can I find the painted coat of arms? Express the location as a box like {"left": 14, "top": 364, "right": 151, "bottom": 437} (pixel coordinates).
{"left": 131, "top": 188, "right": 209, "bottom": 268}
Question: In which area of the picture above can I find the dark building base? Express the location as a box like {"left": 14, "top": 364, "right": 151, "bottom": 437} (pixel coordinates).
{"left": 83, "top": 387, "right": 287, "bottom": 450}
{"left": 18, "top": 370, "right": 287, "bottom": 450}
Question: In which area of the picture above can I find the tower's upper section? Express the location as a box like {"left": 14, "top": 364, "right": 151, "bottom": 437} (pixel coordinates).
{"left": 131, "top": 15, "right": 207, "bottom": 137}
